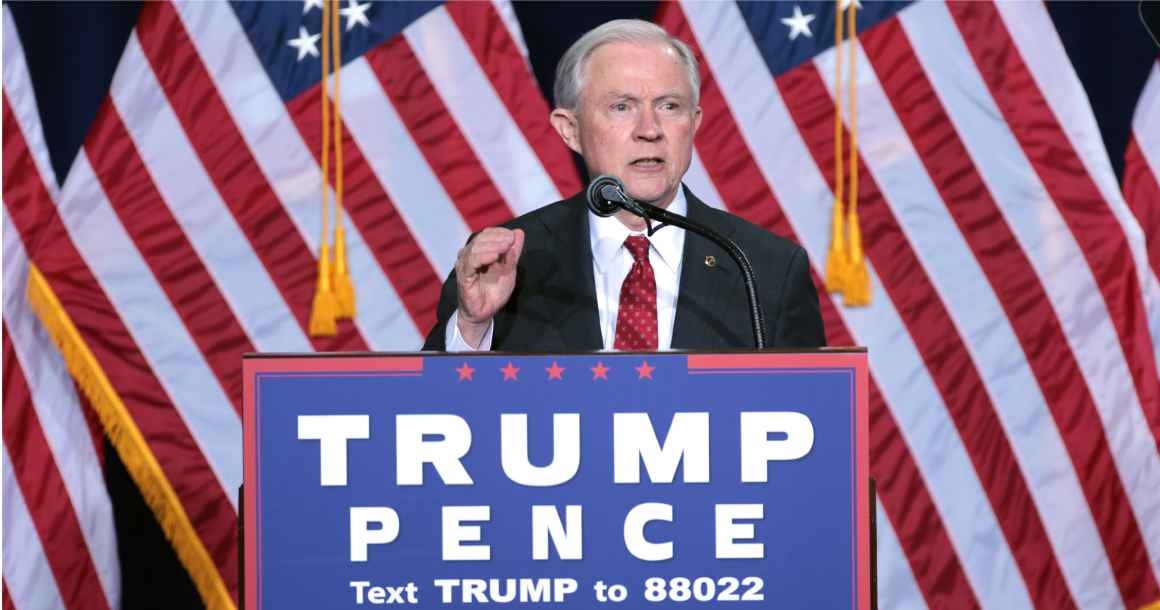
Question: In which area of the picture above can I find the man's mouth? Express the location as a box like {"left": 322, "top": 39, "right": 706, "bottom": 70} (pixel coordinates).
{"left": 630, "top": 157, "right": 665, "bottom": 167}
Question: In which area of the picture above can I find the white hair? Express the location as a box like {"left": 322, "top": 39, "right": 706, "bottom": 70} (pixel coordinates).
{"left": 553, "top": 19, "right": 701, "bottom": 111}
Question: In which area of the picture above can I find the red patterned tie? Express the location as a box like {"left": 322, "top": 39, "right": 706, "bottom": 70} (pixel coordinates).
{"left": 614, "top": 236, "right": 658, "bottom": 351}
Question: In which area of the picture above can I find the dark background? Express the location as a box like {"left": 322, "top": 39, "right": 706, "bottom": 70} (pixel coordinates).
{"left": 5, "top": 1, "right": 1157, "bottom": 608}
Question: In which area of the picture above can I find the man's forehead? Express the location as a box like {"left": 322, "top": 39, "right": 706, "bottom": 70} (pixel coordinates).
{"left": 588, "top": 39, "right": 680, "bottom": 64}
{"left": 583, "top": 41, "right": 690, "bottom": 96}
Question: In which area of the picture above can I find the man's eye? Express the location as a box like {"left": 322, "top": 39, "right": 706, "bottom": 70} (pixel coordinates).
{"left": 611, "top": 102, "right": 629, "bottom": 112}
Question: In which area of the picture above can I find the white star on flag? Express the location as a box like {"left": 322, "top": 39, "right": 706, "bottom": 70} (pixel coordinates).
{"left": 340, "top": 0, "right": 372, "bottom": 31}
{"left": 287, "top": 25, "right": 321, "bottom": 62}
{"left": 781, "top": 5, "right": 816, "bottom": 41}
{"left": 302, "top": 0, "right": 324, "bottom": 14}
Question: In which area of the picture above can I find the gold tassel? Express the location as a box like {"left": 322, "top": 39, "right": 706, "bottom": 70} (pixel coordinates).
{"left": 330, "top": 0, "right": 356, "bottom": 319}
{"left": 26, "top": 265, "right": 236, "bottom": 610}
{"left": 309, "top": 243, "right": 339, "bottom": 336}
{"left": 825, "top": 0, "right": 850, "bottom": 295}
{"left": 309, "top": 0, "right": 339, "bottom": 337}
{"left": 824, "top": 195, "right": 850, "bottom": 294}
{"left": 1138, "top": 599, "right": 1160, "bottom": 610}
{"left": 845, "top": 208, "right": 871, "bottom": 306}
{"left": 333, "top": 224, "right": 356, "bottom": 318}
{"left": 842, "top": 0, "right": 871, "bottom": 307}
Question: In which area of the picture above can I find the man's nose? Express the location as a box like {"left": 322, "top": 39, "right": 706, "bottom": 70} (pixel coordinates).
{"left": 633, "top": 107, "right": 663, "bottom": 141}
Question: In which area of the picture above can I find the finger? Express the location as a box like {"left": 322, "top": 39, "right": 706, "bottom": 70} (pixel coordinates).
{"left": 466, "top": 242, "right": 514, "bottom": 270}
{"left": 455, "top": 245, "right": 477, "bottom": 280}
{"left": 468, "top": 229, "right": 516, "bottom": 251}
{"left": 496, "top": 228, "right": 525, "bottom": 273}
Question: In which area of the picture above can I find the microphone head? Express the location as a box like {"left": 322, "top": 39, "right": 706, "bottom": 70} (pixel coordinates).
{"left": 586, "top": 175, "right": 626, "bottom": 217}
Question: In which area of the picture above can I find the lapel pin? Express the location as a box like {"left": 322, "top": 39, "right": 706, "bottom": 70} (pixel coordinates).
{"left": 704, "top": 255, "right": 717, "bottom": 268}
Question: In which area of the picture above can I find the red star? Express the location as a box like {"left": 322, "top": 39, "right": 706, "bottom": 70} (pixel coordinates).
{"left": 591, "top": 361, "right": 610, "bottom": 380}
{"left": 635, "top": 360, "right": 655, "bottom": 380}
{"left": 546, "top": 361, "right": 565, "bottom": 380}
{"left": 501, "top": 361, "right": 520, "bottom": 381}
{"left": 456, "top": 362, "right": 475, "bottom": 381}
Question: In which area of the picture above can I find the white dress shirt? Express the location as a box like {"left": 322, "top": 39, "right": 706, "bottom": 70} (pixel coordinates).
{"left": 445, "top": 189, "right": 688, "bottom": 351}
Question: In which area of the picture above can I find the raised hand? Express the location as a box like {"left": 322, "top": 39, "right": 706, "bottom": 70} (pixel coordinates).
{"left": 454, "top": 227, "right": 525, "bottom": 347}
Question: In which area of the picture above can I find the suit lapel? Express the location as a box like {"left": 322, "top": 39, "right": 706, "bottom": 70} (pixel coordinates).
{"left": 671, "top": 189, "right": 742, "bottom": 349}
{"left": 539, "top": 194, "right": 603, "bottom": 351}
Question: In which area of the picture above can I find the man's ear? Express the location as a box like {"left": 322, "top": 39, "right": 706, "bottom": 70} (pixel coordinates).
{"left": 692, "top": 105, "right": 703, "bottom": 135}
{"left": 550, "top": 108, "right": 582, "bottom": 155}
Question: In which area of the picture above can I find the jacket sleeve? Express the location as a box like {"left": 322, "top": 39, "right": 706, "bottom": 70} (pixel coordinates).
{"left": 421, "top": 269, "right": 460, "bottom": 351}
{"left": 772, "top": 245, "right": 826, "bottom": 348}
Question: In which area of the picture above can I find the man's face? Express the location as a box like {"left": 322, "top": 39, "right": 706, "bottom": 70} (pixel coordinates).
{"left": 552, "top": 40, "right": 702, "bottom": 208}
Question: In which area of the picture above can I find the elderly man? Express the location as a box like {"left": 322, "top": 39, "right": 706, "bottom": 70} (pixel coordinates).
{"left": 423, "top": 19, "right": 824, "bottom": 351}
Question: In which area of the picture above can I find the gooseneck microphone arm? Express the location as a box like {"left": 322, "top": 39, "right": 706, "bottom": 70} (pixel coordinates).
{"left": 586, "top": 176, "right": 768, "bottom": 349}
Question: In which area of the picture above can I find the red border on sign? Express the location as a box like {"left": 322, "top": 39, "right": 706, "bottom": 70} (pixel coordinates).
{"left": 244, "top": 355, "right": 423, "bottom": 374}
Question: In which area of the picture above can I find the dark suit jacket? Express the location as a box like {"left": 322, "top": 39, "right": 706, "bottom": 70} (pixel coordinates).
{"left": 422, "top": 187, "right": 825, "bottom": 351}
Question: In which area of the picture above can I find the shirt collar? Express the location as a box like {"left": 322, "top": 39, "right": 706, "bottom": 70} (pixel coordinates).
{"left": 589, "top": 187, "right": 687, "bottom": 276}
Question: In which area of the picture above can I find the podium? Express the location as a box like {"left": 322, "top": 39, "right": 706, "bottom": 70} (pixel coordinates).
{"left": 243, "top": 350, "right": 871, "bottom": 609}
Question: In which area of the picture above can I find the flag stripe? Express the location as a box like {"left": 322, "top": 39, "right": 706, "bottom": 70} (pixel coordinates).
{"left": 135, "top": 2, "right": 368, "bottom": 352}
{"left": 3, "top": 109, "right": 239, "bottom": 598}
{"left": 48, "top": 150, "right": 242, "bottom": 585}
{"left": 2, "top": 209, "right": 120, "bottom": 608}
{"left": 56, "top": 149, "right": 242, "bottom": 510}
{"left": 657, "top": 5, "right": 980, "bottom": 608}
{"left": 326, "top": 56, "right": 470, "bottom": 275}
{"left": 1132, "top": 62, "right": 1160, "bottom": 172}
{"left": 867, "top": 387, "right": 979, "bottom": 610}
{"left": 1126, "top": 59, "right": 1160, "bottom": 286}
{"left": 406, "top": 6, "right": 564, "bottom": 214}
{"left": 953, "top": 0, "right": 1160, "bottom": 457}
{"left": 948, "top": 4, "right": 1160, "bottom": 602}
{"left": 84, "top": 98, "right": 251, "bottom": 416}
{"left": 365, "top": 36, "right": 516, "bottom": 231}
{"left": 105, "top": 34, "right": 313, "bottom": 355}
{"left": 443, "top": 1, "right": 582, "bottom": 199}
{"left": 2, "top": 447, "right": 68, "bottom": 610}
{"left": 874, "top": 500, "right": 928, "bottom": 610}
{"left": 2, "top": 7, "right": 58, "bottom": 199}
{"left": 780, "top": 59, "right": 1073, "bottom": 609}
{"left": 170, "top": 1, "right": 425, "bottom": 349}
{"left": 1125, "top": 136, "right": 1160, "bottom": 282}
{"left": 858, "top": 18, "right": 1122, "bottom": 608}
{"left": 2, "top": 329, "right": 112, "bottom": 610}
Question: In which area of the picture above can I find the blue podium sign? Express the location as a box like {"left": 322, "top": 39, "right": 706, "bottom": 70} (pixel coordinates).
{"left": 244, "top": 351, "right": 869, "bottom": 609}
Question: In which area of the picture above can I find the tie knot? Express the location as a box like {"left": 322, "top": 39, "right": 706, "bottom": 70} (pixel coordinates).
{"left": 624, "top": 236, "right": 650, "bottom": 263}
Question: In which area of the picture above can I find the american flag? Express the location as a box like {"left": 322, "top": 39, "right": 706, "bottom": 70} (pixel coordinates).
{"left": 2, "top": 1, "right": 1158, "bottom": 609}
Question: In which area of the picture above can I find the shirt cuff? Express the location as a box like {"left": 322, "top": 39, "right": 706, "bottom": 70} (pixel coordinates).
{"left": 445, "top": 310, "right": 494, "bottom": 351}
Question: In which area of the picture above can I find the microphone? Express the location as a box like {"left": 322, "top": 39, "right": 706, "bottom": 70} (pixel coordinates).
{"left": 586, "top": 175, "right": 628, "bottom": 217}
{"left": 583, "top": 175, "right": 770, "bottom": 349}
